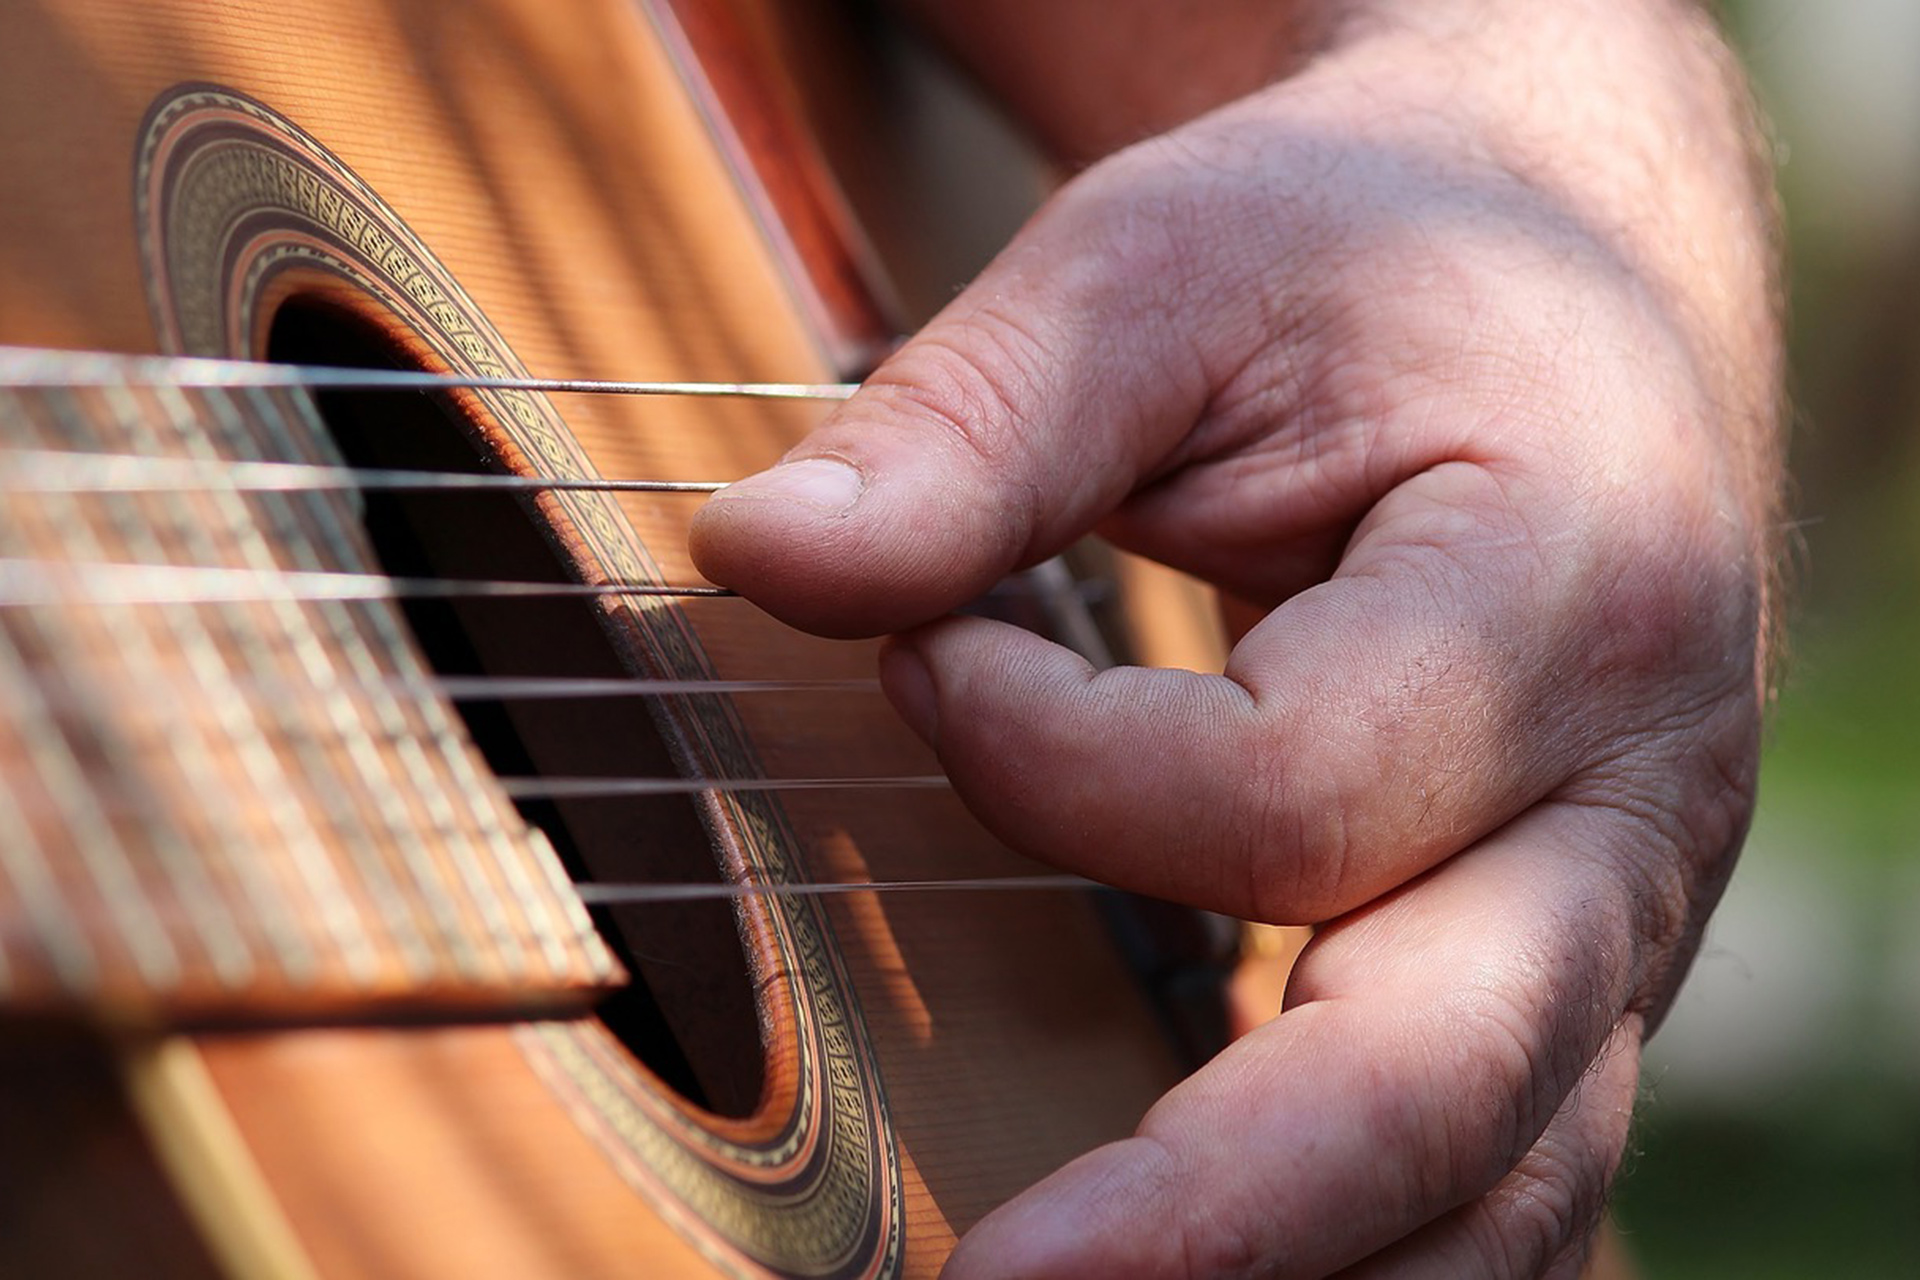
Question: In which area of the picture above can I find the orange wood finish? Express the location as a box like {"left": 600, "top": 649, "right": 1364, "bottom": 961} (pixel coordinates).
{"left": 0, "top": 1, "right": 1189, "bottom": 1277}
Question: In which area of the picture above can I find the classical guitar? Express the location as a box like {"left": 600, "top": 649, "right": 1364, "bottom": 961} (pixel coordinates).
{"left": 0, "top": 1, "right": 1244, "bottom": 1276}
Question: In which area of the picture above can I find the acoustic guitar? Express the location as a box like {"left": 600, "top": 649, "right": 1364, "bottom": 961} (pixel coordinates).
{"left": 0, "top": 1, "right": 1252, "bottom": 1276}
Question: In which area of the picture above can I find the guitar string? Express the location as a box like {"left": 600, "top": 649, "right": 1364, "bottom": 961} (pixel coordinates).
{"left": 0, "top": 351, "right": 1107, "bottom": 612}
{"left": 500, "top": 775, "right": 948, "bottom": 800}
{"left": 1, "top": 348, "right": 1130, "bottom": 902}
{"left": 4, "top": 771, "right": 952, "bottom": 807}
{"left": 393, "top": 675, "right": 882, "bottom": 700}
{"left": 9, "top": 671, "right": 879, "bottom": 701}
{"left": 0, "top": 448, "right": 728, "bottom": 494}
{"left": 0, "top": 557, "right": 1108, "bottom": 608}
{"left": 574, "top": 876, "right": 1097, "bottom": 905}
{"left": 0, "top": 558, "right": 737, "bottom": 604}
{"left": 0, "top": 343, "right": 857, "bottom": 400}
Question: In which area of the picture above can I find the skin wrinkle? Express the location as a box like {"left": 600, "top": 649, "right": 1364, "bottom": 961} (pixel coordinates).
{"left": 1349, "top": 472, "right": 1573, "bottom": 690}
{"left": 1236, "top": 620, "right": 1422, "bottom": 915}
{"left": 934, "top": 111, "right": 1730, "bottom": 611}
{"left": 1122, "top": 156, "right": 1710, "bottom": 608}
{"left": 1269, "top": 671, "right": 1471, "bottom": 914}
{"left": 859, "top": 343, "right": 1049, "bottom": 553}
{"left": 1069, "top": 168, "right": 1315, "bottom": 468}
{"left": 687, "top": 3, "right": 1782, "bottom": 1274}
{"left": 1254, "top": 749, "right": 1352, "bottom": 923}
{"left": 1195, "top": 1008, "right": 1412, "bottom": 1276}
{"left": 1550, "top": 784, "right": 1721, "bottom": 1022}
{"left": 1175, "top": 1163, "right": 1273, "bottom": 1280}
{"left": 1414, "top": 1002, "right": 1536, "bottom": 1202}
{"left": 1306, "top": 828, "right": 1639, "bottom": 1073}
{"left": 1395, "top": 7, "right": 1785, "bottom": 657}
{"left": 1049, "top": 153, "right": 1231, "bottom": 335}
{"left": 1474, "top": 990, "right": 1628, "bottom": 1243}
{"left": 1573, "top": 558, "right": 1757, "bottom": 747}
{"left": 909, "top": 209, "right": 1211, "bottom": 550}
{"left": 1482, "top": 1023, "right": 1642, "bottom": 1278}
{"left": 1321, "top": 987, "right": 1553, "bottom": 1272}
{"left": 1443, "top": 935, "right": 1609, "bottom": 1161}
{"left": 1175, "top": 672, "right": 1311, "bottom": 916}
{"left": 1482, "top": 1131, "right": 1590, "bottom": 1276}
{"left": 928, "top": 647, "right": 1281, "bottom": 913}
{"left": 1290, "top": 882, "right": 1635, "bottom": 1280}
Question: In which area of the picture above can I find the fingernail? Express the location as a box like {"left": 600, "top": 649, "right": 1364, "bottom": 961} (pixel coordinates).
{"left": 717, "top": 457, "right": 864, "bottom": 514}
{"left": 879, "top": 642, "right": 938, "bottom": 742}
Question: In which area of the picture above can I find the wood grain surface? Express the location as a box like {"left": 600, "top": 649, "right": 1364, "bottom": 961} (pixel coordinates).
{"left": 0, "top": 1, "right": 1199, "bottom": 1276}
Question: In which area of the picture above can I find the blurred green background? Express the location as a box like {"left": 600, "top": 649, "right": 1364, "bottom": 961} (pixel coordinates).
{"left": 1614, "top": 2, "right": 1920, "bottom": 1275}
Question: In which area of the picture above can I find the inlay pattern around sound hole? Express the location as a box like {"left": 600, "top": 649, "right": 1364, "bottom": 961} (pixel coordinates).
{"left": 136, "top": 82, "right": 903, "bottom": 1280}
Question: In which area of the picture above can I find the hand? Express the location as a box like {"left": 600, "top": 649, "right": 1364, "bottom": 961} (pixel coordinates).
{"left": 691, "top": 2, "right": 1783, "bottom": 1275}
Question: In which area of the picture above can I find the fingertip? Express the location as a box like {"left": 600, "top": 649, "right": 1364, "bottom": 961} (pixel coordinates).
{"left": 687, "top": 431, "right": 1030, "bottom": 637}
{"left": 686, "top": 456, "right": 862, "bottom": 584}
{"left": 686, "top": 453, "right": 912, "bottom": 638}
{"left": 711, "top": 455, "right": 867, "bottom": 515}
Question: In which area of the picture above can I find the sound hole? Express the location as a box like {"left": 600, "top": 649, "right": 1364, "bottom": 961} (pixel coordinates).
{"left": 268, "top": 302, "right": 767, "bottom": 1118}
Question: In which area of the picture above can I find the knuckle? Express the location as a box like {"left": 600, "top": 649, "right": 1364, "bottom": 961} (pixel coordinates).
{"left": 1237, "top": 657, "right": 1487, "bottom": 923}
{"left": 1421, "top": 940, "right": 1631, "bottom": 1195}
{"left": 1237, "top": 712, "right": 1372, "bottom": 923}
{"left": 1454, "top": 1016, "right": 1641, "bottom": 1278}
{"left": 1469, "top": 1074, "right": 1628, "bottom": 1280}
{"left": 860, "top": 329, "right": 1050, "bottom": 556}
{"left": 1572, "top": 789, "right": 1705, "bottom": 983}
{"left": 1559, "top": 689, "right": 1760, "bottom": 1014}
{"left": 1435, "top": 985, "right": 1561, "bottom": 1179}
{"left": 1126, "top": 1132, "right": 1272, "bottom": 1280}
{"left": 1467, "top": 1150, "right": 1600, "bottom": 1280}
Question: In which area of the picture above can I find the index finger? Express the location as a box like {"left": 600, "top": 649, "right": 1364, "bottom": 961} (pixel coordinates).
{"left": 942, "top": 800, "right": 1650, "bottom": 1279}
{"left": 884, "top": 455, "right": 1692, "bottom": 922}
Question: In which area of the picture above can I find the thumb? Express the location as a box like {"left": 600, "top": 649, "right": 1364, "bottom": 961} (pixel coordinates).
{"left": 687, "top": 166, "right": 1229, "bottom": 637}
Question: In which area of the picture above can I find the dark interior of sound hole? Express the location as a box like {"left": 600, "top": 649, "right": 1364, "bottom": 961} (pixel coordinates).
{"left": 268, "top": 302, "right": 766, "bottom": 1118}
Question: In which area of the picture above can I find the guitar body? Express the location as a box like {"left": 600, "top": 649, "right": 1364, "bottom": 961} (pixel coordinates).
{"left": 0, "top": 2, "right": 1192, "bottom": 1276}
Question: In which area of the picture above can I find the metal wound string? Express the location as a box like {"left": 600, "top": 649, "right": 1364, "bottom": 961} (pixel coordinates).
{"left": 0, "top": 557, "right": 1108, "bottom": 610}
{"left": 575, "top": 876, "right": 1097, "bottom": 905}
{"left": 501, "top": 775, "right": 949, "bottom": 800}
{"left": 0, "top": 559, "right": 736, "bottom": 605}
{"left": 0, "top": 343, "right": 858, "bottom": 400}
{"left": 0, "top": 449, "right": 728, "bottom": 495}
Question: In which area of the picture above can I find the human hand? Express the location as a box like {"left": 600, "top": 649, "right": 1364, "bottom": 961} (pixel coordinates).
{"left": 691, "top": 2, "right": 1783, "bottom": 1276}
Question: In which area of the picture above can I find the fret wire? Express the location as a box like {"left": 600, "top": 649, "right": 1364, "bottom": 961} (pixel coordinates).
{"left": 0, "top": 344, "right": 857, "bottom": 399}
{"left": 0, "top": 559, "right": 733, "bottom": 605}
{"left": 429, "top": 675, "right": 881, "bottom": 700}
{"left": 0, "top": 558, "right": 1113, "bottom": 609}
{"left": 575, "top": 875, "right": 1097, "bottom": 904}
{"left": 500, "top": 774, "right": 949, "bottom": 800}
{"left": 3, "top": 774, "right": 955, "bottom": 821}
{"left": 0, "top": 449, "right": 727, "bottom": 494}
{"left": 11, "top": 670, "right": 882, "bottom": 706}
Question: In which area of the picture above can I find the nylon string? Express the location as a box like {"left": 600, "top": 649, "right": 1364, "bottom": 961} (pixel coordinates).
{"left": 0, "top": 343, "right": 1126, "bottom": 904}
{"left": 0, "top": 343, "right": 857, "bottom": 400}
